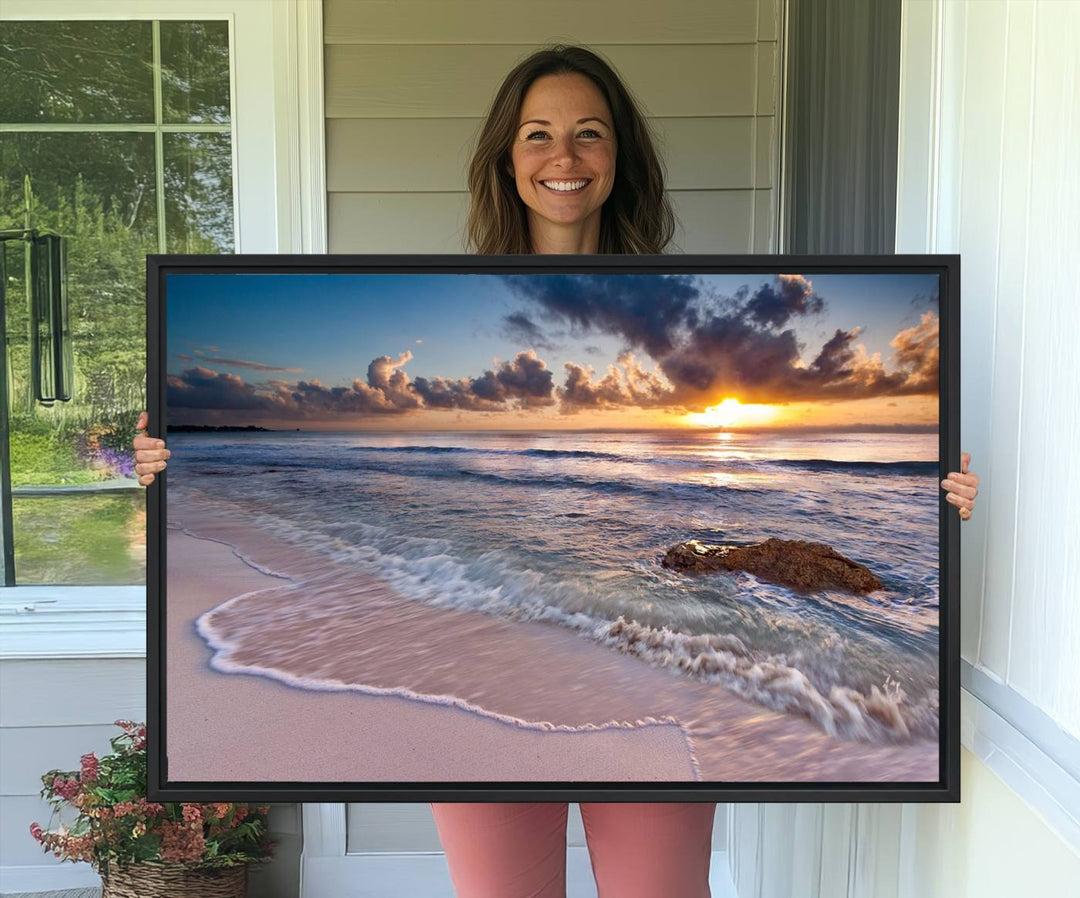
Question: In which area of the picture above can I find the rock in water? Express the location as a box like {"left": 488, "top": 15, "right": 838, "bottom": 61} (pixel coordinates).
{"left": 661, "top": 538, "right": 883, "bottom": 595}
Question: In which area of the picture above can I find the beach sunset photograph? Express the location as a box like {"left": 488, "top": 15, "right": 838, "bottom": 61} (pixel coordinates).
{"left": 162, "top": 269, "right": 943, "bottom": 785}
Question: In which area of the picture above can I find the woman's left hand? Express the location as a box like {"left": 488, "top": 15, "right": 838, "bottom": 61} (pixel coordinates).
{"left": 941, "top": 451, "right": 979, "bottom": 521}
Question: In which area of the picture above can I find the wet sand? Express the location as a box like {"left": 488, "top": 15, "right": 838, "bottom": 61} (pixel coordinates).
{"left": 165, "top": 492, "right": 939, "bottom": 784}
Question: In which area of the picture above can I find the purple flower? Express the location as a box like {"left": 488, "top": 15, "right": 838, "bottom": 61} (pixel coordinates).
{"left": 95, "top": 447, "right": 136, "bottom": 479}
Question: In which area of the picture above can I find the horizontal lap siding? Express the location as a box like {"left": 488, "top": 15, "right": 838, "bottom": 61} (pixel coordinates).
{"left": 0, "top": 659, "right": 145, "bottom": 867}
{"left": 325, "top": 1, "right": 780, "bottom": 255}
{"left": 324, "top": 0, "right": 762, "bottom": 45}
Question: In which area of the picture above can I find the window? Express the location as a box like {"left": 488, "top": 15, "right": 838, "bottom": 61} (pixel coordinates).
{"left": 0, "top": 18, "right": 234, "bottom": 585}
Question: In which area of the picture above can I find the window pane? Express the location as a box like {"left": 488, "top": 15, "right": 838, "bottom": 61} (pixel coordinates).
{"left": 1, "top": 131, "right": 158, "bottom": 457}
{"left": 0, "top": 21, "right": 154, "bottom": 124}
{"left": 13, "top": 493, "right": 146, "bottom": 585}
{"left": 164, "top": 132, "right": 235, "bottom": 253}
{"left": 0, "top": 19, "right": 234, "bottom": 587}
{"left": 160, "top": 20, "right": 231, "bottom": 124}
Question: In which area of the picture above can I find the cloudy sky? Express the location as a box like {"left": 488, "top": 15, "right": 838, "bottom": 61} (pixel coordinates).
{"left": 165, "top": 270, "right": 940, "bottom": 431}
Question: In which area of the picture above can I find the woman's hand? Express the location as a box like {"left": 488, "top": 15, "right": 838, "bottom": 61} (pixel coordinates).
{"left": 133, "top": 410, "right": 169, "bottom": 487}
{"left": 941, "top": 451, "right": 979, "bottom": 521}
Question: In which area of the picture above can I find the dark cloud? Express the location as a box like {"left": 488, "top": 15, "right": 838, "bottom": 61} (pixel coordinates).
{"left": 501, "top": 312, "right": 560, "bottom": 352}
{"left": 501, "top": 273, "right": 702, "bottom": 357}
{"left": 658, "top": 314, "right": 805, "bottom": 402}
{"left": 167, "top": 365, "right": 411, "bottom": 417}
{"left": 169, "top": 350, "right": 557, "bottom": 419}
{"left": 744, "top": 273, "right": 825, "bottom": 329}
{"left": 167, "top": 366, "right": 271, "bottom": 410}
{"left": 504, "top": 273, "right": 938, "bottom": 408}
{"left": 193, "top": 349, "right": 303, "bottom": 373}
{"left": 655, "top": 310, "right": 940, "bottom": 406}
{"left": 414, "top": 350, "right": 556, "bottom": 410}
{"left": 561, "top": 352, "right": 673, "bottom": 412}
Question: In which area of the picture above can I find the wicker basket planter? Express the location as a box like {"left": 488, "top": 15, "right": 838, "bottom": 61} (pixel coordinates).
{"left": 100, "top": 861, "right": 247, "bottom": 898}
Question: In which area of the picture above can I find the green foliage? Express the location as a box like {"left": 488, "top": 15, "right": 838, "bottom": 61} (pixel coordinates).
{"left": 31, "top": 722, "right": 276, "bottom": 875}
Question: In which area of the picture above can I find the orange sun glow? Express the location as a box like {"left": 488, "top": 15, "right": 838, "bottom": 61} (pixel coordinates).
{"left": 683, "top": 397, "right": 779, "bottom": 429}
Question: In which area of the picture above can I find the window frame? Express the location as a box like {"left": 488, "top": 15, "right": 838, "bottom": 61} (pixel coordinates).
{"left": 0, "top": 0, "right": 327, "bottom": 659}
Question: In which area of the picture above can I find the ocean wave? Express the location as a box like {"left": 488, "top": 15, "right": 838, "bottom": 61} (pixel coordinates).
{"left": 224, "top": 509, "right": 932, "bottom": 746}
{"left": 601, "top": 617, "right": 938, "bottom": 744}
{"left": 299, "top": 458, "right": 768, "bottom": 499}
{"left": 346, "top": 444, "right": 628, "bottom": 462}
{"left": 182, "top": 445, "right": 938, "bottom": 482}
{"left": 767, "top": 459, "right": 938, "bottom": 476}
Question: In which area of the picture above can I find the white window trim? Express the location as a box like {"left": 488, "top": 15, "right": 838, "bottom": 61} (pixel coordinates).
{"left": 0, "top": 0, "right": 326, "bottom": 660}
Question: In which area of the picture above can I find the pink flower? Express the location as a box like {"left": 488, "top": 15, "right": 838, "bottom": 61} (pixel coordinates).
{"left": 210, "top": 802, "right": 232, "bottom": 819}
{"left": 80, "top": 753, "right": 99, "bottom": 782}
{"left": 52, "top": 777, "right": 80, "bottom": 801}
{"left": 137, "top": 798, "right": 166, "bottom": 818}
{"left": 160, "top": 821, "right": 206, "bottom": 863}
{"left": 29, "top": 822, "right": 43, "bottom": 842}
{"left": 181, "top": 804, "right": 202, "bottom": 824}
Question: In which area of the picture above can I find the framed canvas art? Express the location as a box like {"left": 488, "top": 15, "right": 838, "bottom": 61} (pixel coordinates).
{"left": 146, "top": 254, "right": 960, "bottom": 802}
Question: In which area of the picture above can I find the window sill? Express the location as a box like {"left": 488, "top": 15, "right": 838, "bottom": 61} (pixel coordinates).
{"left": 0, "top": 585, "right": 145, "bottom": 659}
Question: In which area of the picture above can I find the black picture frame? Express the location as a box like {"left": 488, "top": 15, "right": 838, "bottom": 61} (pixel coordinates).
{"left": 146, "top": 253, "right": 960, "bottom": 803}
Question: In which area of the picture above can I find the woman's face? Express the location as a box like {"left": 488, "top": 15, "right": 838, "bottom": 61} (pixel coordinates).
{"left": 508, "top": 73, "right": 617, "bottom": 236}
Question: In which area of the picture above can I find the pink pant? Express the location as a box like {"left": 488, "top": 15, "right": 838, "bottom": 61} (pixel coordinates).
{"left": 430, "top": 802, "right": 716, "bottom": 898}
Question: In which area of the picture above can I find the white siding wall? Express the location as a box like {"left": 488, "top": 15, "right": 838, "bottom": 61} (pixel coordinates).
{"left": 0, "top": 661, "right": 145, "bottom": 874}
{"left": 324, "top": 0, "right": 782, "bottom": 255}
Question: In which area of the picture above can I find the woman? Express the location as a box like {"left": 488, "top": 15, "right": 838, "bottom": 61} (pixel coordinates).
{"left": 134, "top": 45, "right": 980, "bottom": 898}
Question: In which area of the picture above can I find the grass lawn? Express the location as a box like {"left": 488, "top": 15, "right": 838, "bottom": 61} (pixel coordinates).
{"left": 13, "top": 492, "right": 146, "bottom": 585}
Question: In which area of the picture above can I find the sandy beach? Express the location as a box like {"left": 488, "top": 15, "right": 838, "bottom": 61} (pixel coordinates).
{"left": 165, "top": 491, "right": 939, "bottom": 785}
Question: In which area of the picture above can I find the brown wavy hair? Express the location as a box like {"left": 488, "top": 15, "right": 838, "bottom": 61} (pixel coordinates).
{"left": 465, "top": 45, "right": 676, "bottom": 255}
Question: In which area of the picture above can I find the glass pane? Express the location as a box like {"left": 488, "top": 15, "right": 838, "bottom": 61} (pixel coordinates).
{"left": 160, "top": 20, "right": 231, "bottom": 124}
{"left": 164, "top": 132, "right": 235, "bottom": 253}
{"left": 1, "top": 132, "right": 157, "bottom": 481}
{"left": 1, "top": 132, "right": 155, "bottom": 585}
{"left": 0, "top": 19, "right": 234, "bottom": 587}
{"left": 0, "top": 21, "right": 154, "bottom": 124}
{"left": 13, "top": 492, "right": 146, "bottom": 585}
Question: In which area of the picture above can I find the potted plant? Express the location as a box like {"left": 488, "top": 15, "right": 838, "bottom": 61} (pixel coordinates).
{"left": 30, "top": 720, "right": 276, "bottom": 897}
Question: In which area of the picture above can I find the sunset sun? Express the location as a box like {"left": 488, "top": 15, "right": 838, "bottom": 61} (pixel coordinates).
{"left": 684, "top": 397, "right": 779, "bottom": 429}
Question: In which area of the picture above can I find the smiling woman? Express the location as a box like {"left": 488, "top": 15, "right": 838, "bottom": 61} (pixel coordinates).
{"left": 465, "top": 45, "right": 674, "bottom": 255}
{"left": 508, "top": 73, "right": 617, "bottom": 253}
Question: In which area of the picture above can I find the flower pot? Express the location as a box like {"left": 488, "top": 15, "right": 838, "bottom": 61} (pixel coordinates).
{"left": 100, "top": 861, "right": 247, "bottom": 897}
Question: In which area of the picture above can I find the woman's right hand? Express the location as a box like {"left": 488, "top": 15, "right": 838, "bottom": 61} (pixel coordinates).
{"left": 133, "top": 410, "right": 170, "bottom": 486}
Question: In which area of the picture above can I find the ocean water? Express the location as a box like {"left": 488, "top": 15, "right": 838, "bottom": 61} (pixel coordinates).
{"left": 167, "top": 428, "right": 942, "bottom": 745}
